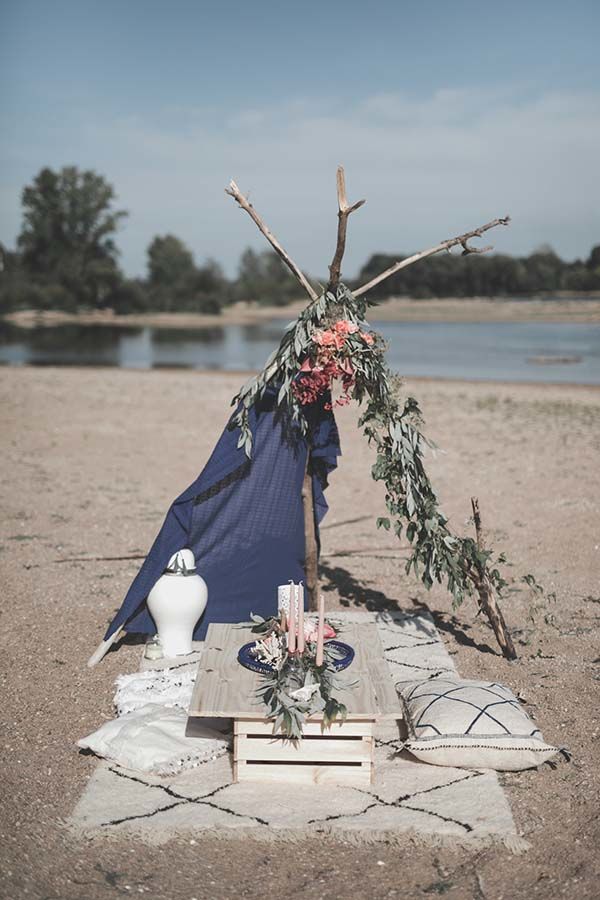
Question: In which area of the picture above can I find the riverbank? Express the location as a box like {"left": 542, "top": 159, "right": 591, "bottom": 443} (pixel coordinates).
{"left": 1, "top": 367, "right": 599, "bottom": 899}
{"left": 5, "top": 293, "right": 600, "bottom": 329}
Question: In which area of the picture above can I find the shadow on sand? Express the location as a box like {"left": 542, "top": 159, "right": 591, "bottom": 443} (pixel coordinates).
{"left": 320, "top": 560, "right": 498, "bottom": 656}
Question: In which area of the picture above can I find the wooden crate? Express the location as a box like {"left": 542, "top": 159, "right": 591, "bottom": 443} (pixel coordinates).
{"left": 188, "top": 622, "right": 403, "bottom": 786}
{"left": 234, "top": 717, "right": 374, "bottom": 786}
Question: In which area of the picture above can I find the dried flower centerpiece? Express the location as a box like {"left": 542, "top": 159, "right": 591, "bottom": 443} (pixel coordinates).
{"left": 237, "top": 583, "right": 357, "bottom": 739}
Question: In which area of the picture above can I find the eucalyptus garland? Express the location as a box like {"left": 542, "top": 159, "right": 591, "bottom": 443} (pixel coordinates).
{"left": 230, "top": 284, "right": 508, "bottom": 611}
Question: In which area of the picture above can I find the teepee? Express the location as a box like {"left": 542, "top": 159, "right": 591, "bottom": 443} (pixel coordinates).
{"left": 89, "top": 168, "right": 515, "bottom": 666}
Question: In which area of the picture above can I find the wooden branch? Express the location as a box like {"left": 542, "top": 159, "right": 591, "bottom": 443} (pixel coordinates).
{"left": 55, "top": 554, "right": 145, "bottom": 563}
{"left": 328, "top": 166, "right": 366, "bottom": 291}
{"left": 225, "top": 180, "right": 318, "bottom": 301}
{"left": 87, "top": 626, "right": 124, "bottom": 668}
{"left": 302, "top": 466, "right": 320, "bottom": 611}
{"left": 470, "top": 497, "right": 517, "bottom": 660}
{"left": 355, "top": 216, "right": 510, "bottom": 296}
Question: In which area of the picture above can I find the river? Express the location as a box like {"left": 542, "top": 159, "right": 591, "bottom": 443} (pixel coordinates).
{"left": 1, "top": 319, "right": 599, "bottom": 384}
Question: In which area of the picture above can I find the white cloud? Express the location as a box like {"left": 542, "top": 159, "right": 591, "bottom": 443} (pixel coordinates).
{"left": 1, "top": 88, "right": 599, "bottom": 277}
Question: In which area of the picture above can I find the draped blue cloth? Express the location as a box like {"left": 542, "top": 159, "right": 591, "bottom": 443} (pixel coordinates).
{"left": 104, "top": 390, "right": 340, "bottom": 641}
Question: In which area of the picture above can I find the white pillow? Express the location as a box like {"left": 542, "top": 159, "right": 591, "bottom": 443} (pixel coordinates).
{"left": 78, "top": 703, "right": 229, "bottom": 775}
{"left": 113, "top": 669, "right": 196, "bottom": 716}
{"left": 399, "top": 676, "right": 559, "bottom": 771}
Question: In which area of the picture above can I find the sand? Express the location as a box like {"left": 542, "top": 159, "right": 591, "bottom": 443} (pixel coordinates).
{"left": 1, "top": 366, "right": 599, "bottom": 899}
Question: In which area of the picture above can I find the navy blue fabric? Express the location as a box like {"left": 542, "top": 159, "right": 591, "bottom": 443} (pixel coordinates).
{"left": 104, "top": 391, "right": 340, "bottom": 641}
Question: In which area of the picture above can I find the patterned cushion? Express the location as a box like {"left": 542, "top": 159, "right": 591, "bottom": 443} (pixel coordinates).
{"left": 399, "top": 676, "right": 559, "bottom": 771}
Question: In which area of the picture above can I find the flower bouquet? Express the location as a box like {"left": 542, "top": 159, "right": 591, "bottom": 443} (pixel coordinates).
{"left": 240, "top": 585, "right": 358, "bottom": 739}
{"left": 291, "top": 318, "right": 377, "bottom": 410}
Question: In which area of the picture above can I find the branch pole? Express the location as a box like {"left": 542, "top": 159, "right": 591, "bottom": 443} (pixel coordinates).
{"left": 328, "top": 166, "right": 366, "bottom": 291}
{"left": 225, "top": 180, "right": 318, "bottom": 302}
{"left": 470, "top": 497, "right": 517, "bottom": 660}
{"left": 87, "top": 626, "right": 124, "bottom": 668}
{"left": 355, "top": 216, "right": 510, "bottom": 297}
{"left": 302, "top": 462, "right": 320, "bottom": 612}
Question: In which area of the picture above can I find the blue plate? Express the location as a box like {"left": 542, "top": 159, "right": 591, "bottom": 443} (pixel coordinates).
{"left": 237, "top": 639, "right": 355, "bottom": 675}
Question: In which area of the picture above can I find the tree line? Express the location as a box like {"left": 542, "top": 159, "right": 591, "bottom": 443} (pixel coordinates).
{"left": 1, "top": 166, "right": 599, "bottom": 315}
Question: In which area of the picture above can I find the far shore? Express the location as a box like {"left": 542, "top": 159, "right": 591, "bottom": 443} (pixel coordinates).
{"left": 5, "top": 294, "right": 600, "bottom": 329}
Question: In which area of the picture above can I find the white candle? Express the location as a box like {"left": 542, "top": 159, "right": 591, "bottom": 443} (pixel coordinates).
{"left": 278, "top": 584, "right": 291, "bottom": 614}
{"left": 297, "top": 583, "right": 305, "bottom": 654}
{"left": 315, "top": 594, "right": 325, "bottom": 666}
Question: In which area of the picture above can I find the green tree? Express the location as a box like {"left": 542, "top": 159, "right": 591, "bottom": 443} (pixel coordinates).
{"left": 147, "top": 234, "right": 196, "bottom": 290}
{"left": 586, "top": 245, "right": 600, "bottom": 270}
{"left": 145, "top": 236, "right": 228, "bottom": 313}
{"left": 17, "top": 166, "right": 127, "bottom": 308}
{"left": 173, "top": 258, "right": 229, "bottom": 313}
{"left": 235, "top": 247, "right": 302, "bottom": 305}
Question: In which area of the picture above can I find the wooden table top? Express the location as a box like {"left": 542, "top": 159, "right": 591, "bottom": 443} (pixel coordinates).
{"left": 188, "top": 621, "right": 403, "bottom": 721}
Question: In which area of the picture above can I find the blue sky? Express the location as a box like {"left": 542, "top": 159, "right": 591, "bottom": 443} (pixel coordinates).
{"left": 2, "top": 0, "right": 599, "bottom": 278}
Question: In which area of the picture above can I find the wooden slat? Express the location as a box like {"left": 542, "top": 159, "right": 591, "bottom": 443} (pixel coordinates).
{"left": 189, "top": 624, "right": 261, "bottom": 719}
{"left": 331, "top": 622, "right": 379, "bottom": 715}
{"left": 236, "top": 762, "right": 373, "bottom": 786}
{"left": 235, "top": 718, "right": 374, "bottom": 737}
{"left": 236, "top": 735, "right": 372, "bottom": 763}
{"left": 357, "top": 622, "right": 404, "bottom": 720}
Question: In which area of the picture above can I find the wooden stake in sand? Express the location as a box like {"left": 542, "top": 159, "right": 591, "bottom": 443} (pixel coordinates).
{"left": 470, "top": 497, "right": 517, "bottom": 661}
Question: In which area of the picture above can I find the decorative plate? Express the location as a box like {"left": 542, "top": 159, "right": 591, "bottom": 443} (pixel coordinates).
{"left": 237, "top": 639, "right": 355, "bottom": 675}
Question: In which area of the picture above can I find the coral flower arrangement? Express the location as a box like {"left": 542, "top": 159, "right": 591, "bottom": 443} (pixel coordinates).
{"left": 292, "top": 319, "right": 376, "bottom": 409}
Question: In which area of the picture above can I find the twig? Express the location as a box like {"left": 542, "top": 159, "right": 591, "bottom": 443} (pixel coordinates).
{"left": 87, "top": 626, "right": 124, "bottom": 668}
{"left": 355, "top": 216, "right": 510, "bottom": 296}
{"left": 54, "top": 554, "right": 145, "bottom": 563}
{"left": 470, "top": 497, "right": 517, "bottom": 660}
{"left": 328, "top": 166, "right": 366, "bottom": 291}
{"left": 225, "top": 180, "right": 318, "bottom": 301}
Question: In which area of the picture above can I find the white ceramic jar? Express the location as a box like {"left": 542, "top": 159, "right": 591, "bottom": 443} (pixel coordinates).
{"left": 147, "top": 549, "right": 207, "bottom": 656}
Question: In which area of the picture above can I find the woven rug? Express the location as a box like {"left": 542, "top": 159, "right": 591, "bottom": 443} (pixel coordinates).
{"left": 70, "top": 611, "right": 527, "bottom": 851}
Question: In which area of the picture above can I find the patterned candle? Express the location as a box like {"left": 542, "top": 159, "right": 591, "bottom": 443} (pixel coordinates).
{"left": 315, "top": 594, "right": 325, "bottom": 666}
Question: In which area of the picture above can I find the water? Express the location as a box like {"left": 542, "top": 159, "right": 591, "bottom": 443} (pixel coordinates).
{"left": 1, "top": 319, "right": 599, "bottom": 384}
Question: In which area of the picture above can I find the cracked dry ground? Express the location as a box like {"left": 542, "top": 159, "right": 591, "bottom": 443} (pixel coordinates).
{"left": 1, "top": 367, "right": 599, "bottom": 900}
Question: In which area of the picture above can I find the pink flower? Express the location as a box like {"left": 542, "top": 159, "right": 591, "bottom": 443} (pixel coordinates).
{"left": 333, "top": 320, "right": 359, "bottom": 336}
{"left": 313, "top": 329, "right": 345, "bottom": 350}
{"left": 360, "top": 331, "right": 374, "bottom": 345}
{"left": 304, "top": 620, "right": 336, "bottom": 642}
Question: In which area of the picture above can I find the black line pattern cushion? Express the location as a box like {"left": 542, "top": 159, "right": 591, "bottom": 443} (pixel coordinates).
{"left": 399, "top": 677, "right": 558, "bottom": 771}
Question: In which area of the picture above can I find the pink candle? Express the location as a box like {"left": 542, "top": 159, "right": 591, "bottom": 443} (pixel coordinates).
{"left": 315, "top": 594, "right": 325, "bottom": 666}
{"left": 288, "top": 584, "right": 296, "bottom": 654}
{"left": 297, "top": 583, "right": 305, "bottom": 654}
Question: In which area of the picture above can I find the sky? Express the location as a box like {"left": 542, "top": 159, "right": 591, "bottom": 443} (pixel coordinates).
{"left": 1, "top": 0, "right": 599, "bottom": 279}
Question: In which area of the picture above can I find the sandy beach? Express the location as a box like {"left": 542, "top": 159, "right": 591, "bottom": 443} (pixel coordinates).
{"left": 1, "top": 366, "right": 600, "bottom": 899}
{"left": 6, "top": 294, "right": 600, "bottom": 330}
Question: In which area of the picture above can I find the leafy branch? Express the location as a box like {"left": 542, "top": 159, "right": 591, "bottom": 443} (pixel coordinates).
{"left": 231, "top": 283, "right": 518, "bottom": 658}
